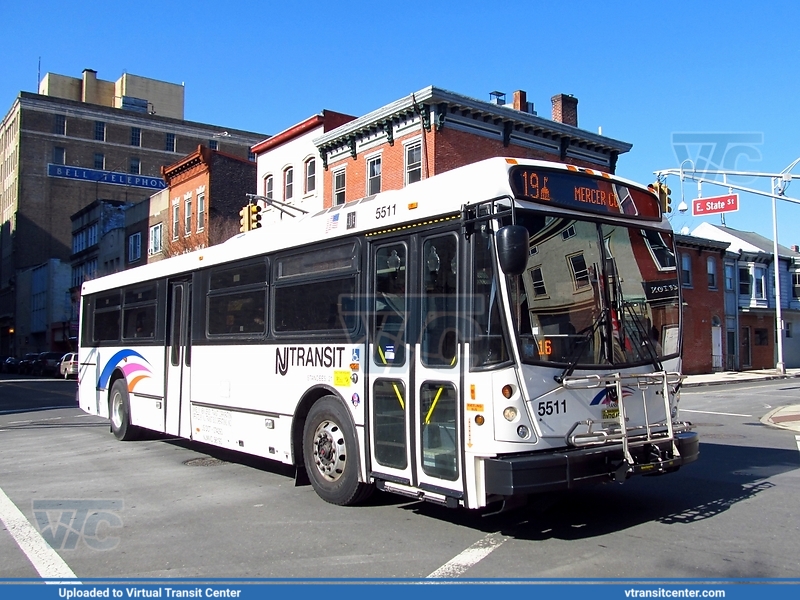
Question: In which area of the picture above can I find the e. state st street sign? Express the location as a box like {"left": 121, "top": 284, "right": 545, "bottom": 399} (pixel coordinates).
{"left": 692, "top": 193, "right": 739, "bottom": 217}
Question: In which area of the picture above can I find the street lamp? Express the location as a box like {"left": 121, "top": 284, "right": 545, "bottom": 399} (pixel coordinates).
{"left": 677, "top": 159, "right": 694, "bottom": 213}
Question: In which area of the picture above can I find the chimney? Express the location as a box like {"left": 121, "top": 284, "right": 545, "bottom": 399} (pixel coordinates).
{"left": 551, "top": 93, "right": 578, "bottom": 127}
{"left": 513, "top": 90, "right": 527, "bottom": 111}
{"left": 82, "top": 69, "right": 98, "bottom": 104}
{"left": 792, "top": 245, "right": 799, "bottom": 252}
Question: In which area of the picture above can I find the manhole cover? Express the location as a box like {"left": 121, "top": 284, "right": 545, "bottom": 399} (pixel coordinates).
{"left": 183, "top": 457, "right": 228, "bottom": 467}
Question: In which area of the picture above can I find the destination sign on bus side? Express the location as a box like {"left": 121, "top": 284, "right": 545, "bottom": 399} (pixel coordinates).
{"left": 509, "top": 167, "right": 661, "bottom": 221}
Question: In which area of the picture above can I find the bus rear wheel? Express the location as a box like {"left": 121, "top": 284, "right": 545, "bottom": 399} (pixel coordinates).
{"left": 302, "top": 396, "right": 373, "bottom": 506}
{"left": 109, "top": 378, "right": 140, "bottom": 441}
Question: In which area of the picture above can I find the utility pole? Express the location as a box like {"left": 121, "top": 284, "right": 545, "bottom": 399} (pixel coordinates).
{"left": 655, "top": 160, "right": 800, "bottom": 374}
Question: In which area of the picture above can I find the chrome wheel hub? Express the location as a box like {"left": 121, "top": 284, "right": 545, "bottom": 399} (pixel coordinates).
{"left": 312, "top": 419, "right": 346, "bottom": 482}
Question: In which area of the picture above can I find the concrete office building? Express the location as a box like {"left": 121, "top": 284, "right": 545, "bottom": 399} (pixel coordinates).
{"left": 0, "top": 69, "right": 266, "bottom": 356}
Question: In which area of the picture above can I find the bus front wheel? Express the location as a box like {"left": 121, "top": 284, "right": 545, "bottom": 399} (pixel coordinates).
{"left": 302, "top": 396, "right": 373, "bottom": 506}
{"left": 109, "top": 379, "right": 140, "bottom": 441}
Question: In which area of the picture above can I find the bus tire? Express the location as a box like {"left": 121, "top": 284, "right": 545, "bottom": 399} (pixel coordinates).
{"left": 303, "top": 396, "right": 373, "bottom": 506}
{"left": 109, "top": 378, "right": 139, "bottom": 441}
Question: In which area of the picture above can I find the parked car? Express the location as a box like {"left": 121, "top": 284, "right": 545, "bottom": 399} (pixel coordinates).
{"left": 33, "top": 351, "right": 65, "bottom": 376}
{"left": 58, "top": 353, "right": 79, "bottom": 379}
{"left": 18, "top": 352, "right": 40, "bottom": 374}
{"left": 2, "top": 356, "right": 19, "bottom": 373}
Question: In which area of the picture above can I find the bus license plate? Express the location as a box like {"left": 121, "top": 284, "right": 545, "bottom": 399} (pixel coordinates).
{"left": 602, "top": 408, "right": 619, "bottom": 419}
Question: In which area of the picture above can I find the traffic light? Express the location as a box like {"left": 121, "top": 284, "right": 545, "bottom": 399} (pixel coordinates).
{"left": 239, "top": 206, "right": 250, "bottom": 232}
{"left": 649, "top": 182, "right": 673, "bottom": 213}
{"left": 248, "top": 204, "right": 262, "bottom": 229}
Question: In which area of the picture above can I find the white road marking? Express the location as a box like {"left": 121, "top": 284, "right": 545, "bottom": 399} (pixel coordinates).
{"left": 681, "top": 409, "right": 752, "bottom": 417}
{"left": 0, "top": 485, "right": 78, "bottom": 581}
{"left": 426, "top": 532, "right": 507, "bottom": 578}
{"left": 795, "top": 435, "right": 800, "bottom": 453}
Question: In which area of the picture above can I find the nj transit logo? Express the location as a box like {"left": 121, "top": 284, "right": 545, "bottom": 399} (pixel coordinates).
{"left": 97, "top": 349, "right": 153, "bottom": 392}
{"left": 590, "top": 386, "right": 635, "bottom": 406}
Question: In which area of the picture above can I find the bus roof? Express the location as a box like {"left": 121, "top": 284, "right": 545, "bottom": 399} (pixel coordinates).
{"left": 81, "top": 157, "right": 665, "bottom": 296}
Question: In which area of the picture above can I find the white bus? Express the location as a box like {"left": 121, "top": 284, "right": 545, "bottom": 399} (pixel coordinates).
{"left": 77, "top": 157, "right": 698, "bottom": 510}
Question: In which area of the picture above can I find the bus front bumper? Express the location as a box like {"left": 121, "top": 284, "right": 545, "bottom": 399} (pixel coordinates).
{"left": 483, "top": 431, "right": 699, "bottom": 497}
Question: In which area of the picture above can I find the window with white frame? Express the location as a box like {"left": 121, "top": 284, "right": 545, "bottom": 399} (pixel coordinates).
{"left": 754, "top": 266, "right": 766, "bottom": 299}
{"left": 53, "top": 114, "right": 66, "bottom": 135}
{"left": 739, "top": 267, "right": 751, "bottom": 295}
{"left": 405, "top": 141, "right": 422, "bottom": 185}
{"left": 264, "top": 175, "right": 273, "bottom": 200}
{"left": 725, "top": 264, "right": 735, "bottom": 291}
{"left": 87, "top": 223, "right": 98, "bottom": 247}
{"left": 129, "top": 157, "right": 140, "bottom": 174}
{"left": 197, "top": 192, "right": 205, "bottom": 231}
{"left": 131, "top": 127, "right": 141, "bottom": 147}
{"left": 184, "top": 194, "right": 192, "bottom": 235}
{"left": 367, "top": 155, "right": 381, "bottom": 195}
{"left": 94, "top": 153, "right": 105, "bottom": 170}
{"left": 305, "top": 158, "right": 316, "bottom": 194}
{"left": 128, "top": 232, "right": 142, "bottom": 263}
{"left": 149, "top": 223, "right": 163, "bottom": 255}
{"left": 568, "top": 253, "right": 591, "bottom": 289}
{"left": 529, "top": 266, "right": 547, "bottom": 297}
{"left": 793, "top": 273, "right": 800, "bottom": 298}
{"left": 172, "top": 203, "right": 180, "bottom": 240}
{"left": 562, "top": 225, "right": 576, "bottom": 240}
{"left": 333, "top": 168, "right": 346, "bottom": 205}
{"left": 165, "top": 133, "right": 176, "bottom": 152}
{"left": 95, "top": 121, "right": 106, "bottom": 141}
{"left": 53, "top": 146, "right": 65, "bottom": 165}
{"left": 284, "top": 167, "right": 294, "bottom": 200}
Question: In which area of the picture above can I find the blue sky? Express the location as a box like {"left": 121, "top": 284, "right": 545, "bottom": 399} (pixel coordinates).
{"left": 4, "top": 0, "right": 800, "bottom": 245}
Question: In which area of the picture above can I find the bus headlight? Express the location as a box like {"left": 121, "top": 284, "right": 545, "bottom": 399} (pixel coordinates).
{"left": 517, "top": 425, "right": 531, "bottom": 439}
{"left": 503, "top": 406, "right": 518, "bottom": 421}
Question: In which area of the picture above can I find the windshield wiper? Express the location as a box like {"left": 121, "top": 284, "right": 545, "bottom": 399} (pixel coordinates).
{"left": 554, "top": 308, "right": 608, "bottom": 384}
{"left": 623, "top": 302, "right": 663, "bottom": 371}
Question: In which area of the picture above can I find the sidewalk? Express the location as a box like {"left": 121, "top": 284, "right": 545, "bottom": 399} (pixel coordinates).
{"left": 683, "top": 368, "right": 800, "bottom": 434}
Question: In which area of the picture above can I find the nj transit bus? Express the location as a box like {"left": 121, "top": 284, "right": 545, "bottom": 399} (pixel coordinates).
{"left": 77, "top": 157, "right": 698, "bottom": 510}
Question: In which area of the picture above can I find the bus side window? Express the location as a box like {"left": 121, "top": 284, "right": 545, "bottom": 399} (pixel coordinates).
{"left": 374, "top": 244, "right": 407, "bottom": 366}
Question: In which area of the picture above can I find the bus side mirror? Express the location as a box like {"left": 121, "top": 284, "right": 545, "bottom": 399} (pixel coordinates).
{"left": 496, "top": 225, "right": 529, "bottom": 275}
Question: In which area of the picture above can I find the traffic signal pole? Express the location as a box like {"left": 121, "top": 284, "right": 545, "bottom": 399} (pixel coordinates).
{"left": 655, "top": 160, "right": 800, "bottom": 374}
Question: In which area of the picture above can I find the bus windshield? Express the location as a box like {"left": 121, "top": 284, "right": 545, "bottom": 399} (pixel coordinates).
{"left": 507, "top": 211, "right": 680, "bottom": 368}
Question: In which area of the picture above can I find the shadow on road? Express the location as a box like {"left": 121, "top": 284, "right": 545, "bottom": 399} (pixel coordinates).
{"left": 403, "top": 442, "right": 800, "bottom": 538}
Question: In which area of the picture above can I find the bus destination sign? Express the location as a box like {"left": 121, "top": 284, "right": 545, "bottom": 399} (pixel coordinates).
{"left": 509, "top": 167, "right": 661, "bottom": 221}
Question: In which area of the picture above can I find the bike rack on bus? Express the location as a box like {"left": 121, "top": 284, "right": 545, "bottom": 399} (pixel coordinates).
{"left": 561, "top": 371, "right": 691, "bottom": 474}
{"left": 460, "top": 196, "right": 516, "bottom": 238}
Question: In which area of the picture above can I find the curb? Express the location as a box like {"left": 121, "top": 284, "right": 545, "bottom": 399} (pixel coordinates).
{"left": 683, "top": 374, "right": 795, "bottom": 388}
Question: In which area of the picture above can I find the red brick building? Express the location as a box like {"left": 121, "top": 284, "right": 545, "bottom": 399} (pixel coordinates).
{"left": 675, "top": 233, "right": 730, "bottom": 374}
{"left": 160, "top": 145, "right": 257, "bottom": 257}
{"left": 313, "top": 87, "right": 632, "bottom": 207}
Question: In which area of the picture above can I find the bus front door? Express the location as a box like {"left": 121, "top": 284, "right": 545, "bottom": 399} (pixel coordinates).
{"left": 369, "top": 232, "right": 463, "bottom": 502}
{"left": 165, "top": 279, "right": 191, "bottom": 437}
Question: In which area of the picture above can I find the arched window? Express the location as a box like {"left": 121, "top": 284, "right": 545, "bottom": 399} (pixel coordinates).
{"left": 284, "top": 167, "right": 294, "bottom": 201}
{"left": 264, "top": 175, "right": 273, "bottom": 200}
{"left": 304, "top": 158, "right": 316, "bottom": 194}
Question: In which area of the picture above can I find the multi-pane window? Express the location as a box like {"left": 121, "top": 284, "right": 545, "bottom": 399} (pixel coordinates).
{"left": 128, "top": 232, "right": 142, "bottom": 263}
{"left": 739, "top": 267, "right": 751, "bottom": 295}
{"left": 248, "top": 151, "right": 256, "bottom": 162}
{"left": 53, "top": 114, "right": 66, "bottom": 135}
{"left": 569, "top": 253, "right": 590, "bottom": 289}
{"left": 367, "top": 155, "right": 382, "bottom": 195}
{"left": 165, "top": 133, "right": 176, "bottom": 152}
{"left": 95, "top": 121, "right": 106, "bottom": 141}
{"left": 129, "top": 157, "right": 140, "bottom": 174}
{"left": 405, "top": 141, "right": 422, "bottom": 185}
{"left": 793, "top": 273, "right": 800, "bottom": 298}
{"left": 707, "top": 257, "right": 717, "bottom": 289}
{"left": 148, "top": 223, "right": 163, "bottom": 255}
{"left": 284, "top": 167, "right": 293, "bottom": 200}
{"left": 209, "top": 139, "right": 218, "bottom": 151}
{"left": 53, "top": 147, "right": 65, "bottom": 165}
{"left": 184, "top": 194, "right": 192, "bottom": 235}
{"left": 333, "top": 169, "right": 346, "bottom": 205}
{"left": 172, "top": 204, "right": 180, "bottom": 240}
{"left": 562, "top": 225, "right": 576, "bottom": 240}
{"left": 131, "top": 127, "right": 141, "bottom": 147}
{"left": 680, "top": 253, "right": 692, "bottom": 286}
{"left": 94, "top": 153, "right": 105, "bottom": 170}
{"left": 197, "top": 193, "right": 205, "bottom": 231}
{"left": 529, "top": 267, "right": 547, "bottom": 297}
{"left": 305, "top": 158, "right": 316, "bottom": 194}
{"left": 264, "top": 175, "right": 273, "bottom": 200}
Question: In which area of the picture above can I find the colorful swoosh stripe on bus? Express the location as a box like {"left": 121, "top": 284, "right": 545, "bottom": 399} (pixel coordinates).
{"left": 97, "top": 349, "right": 153, "bottom": 392}
{"left": 589, "top": 386, "right": 635, "bottom": 406}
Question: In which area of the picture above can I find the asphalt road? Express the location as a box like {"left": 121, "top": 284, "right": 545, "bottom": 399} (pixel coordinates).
{"left": 1, "top": 375, "right": 799, "bottom": 580}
